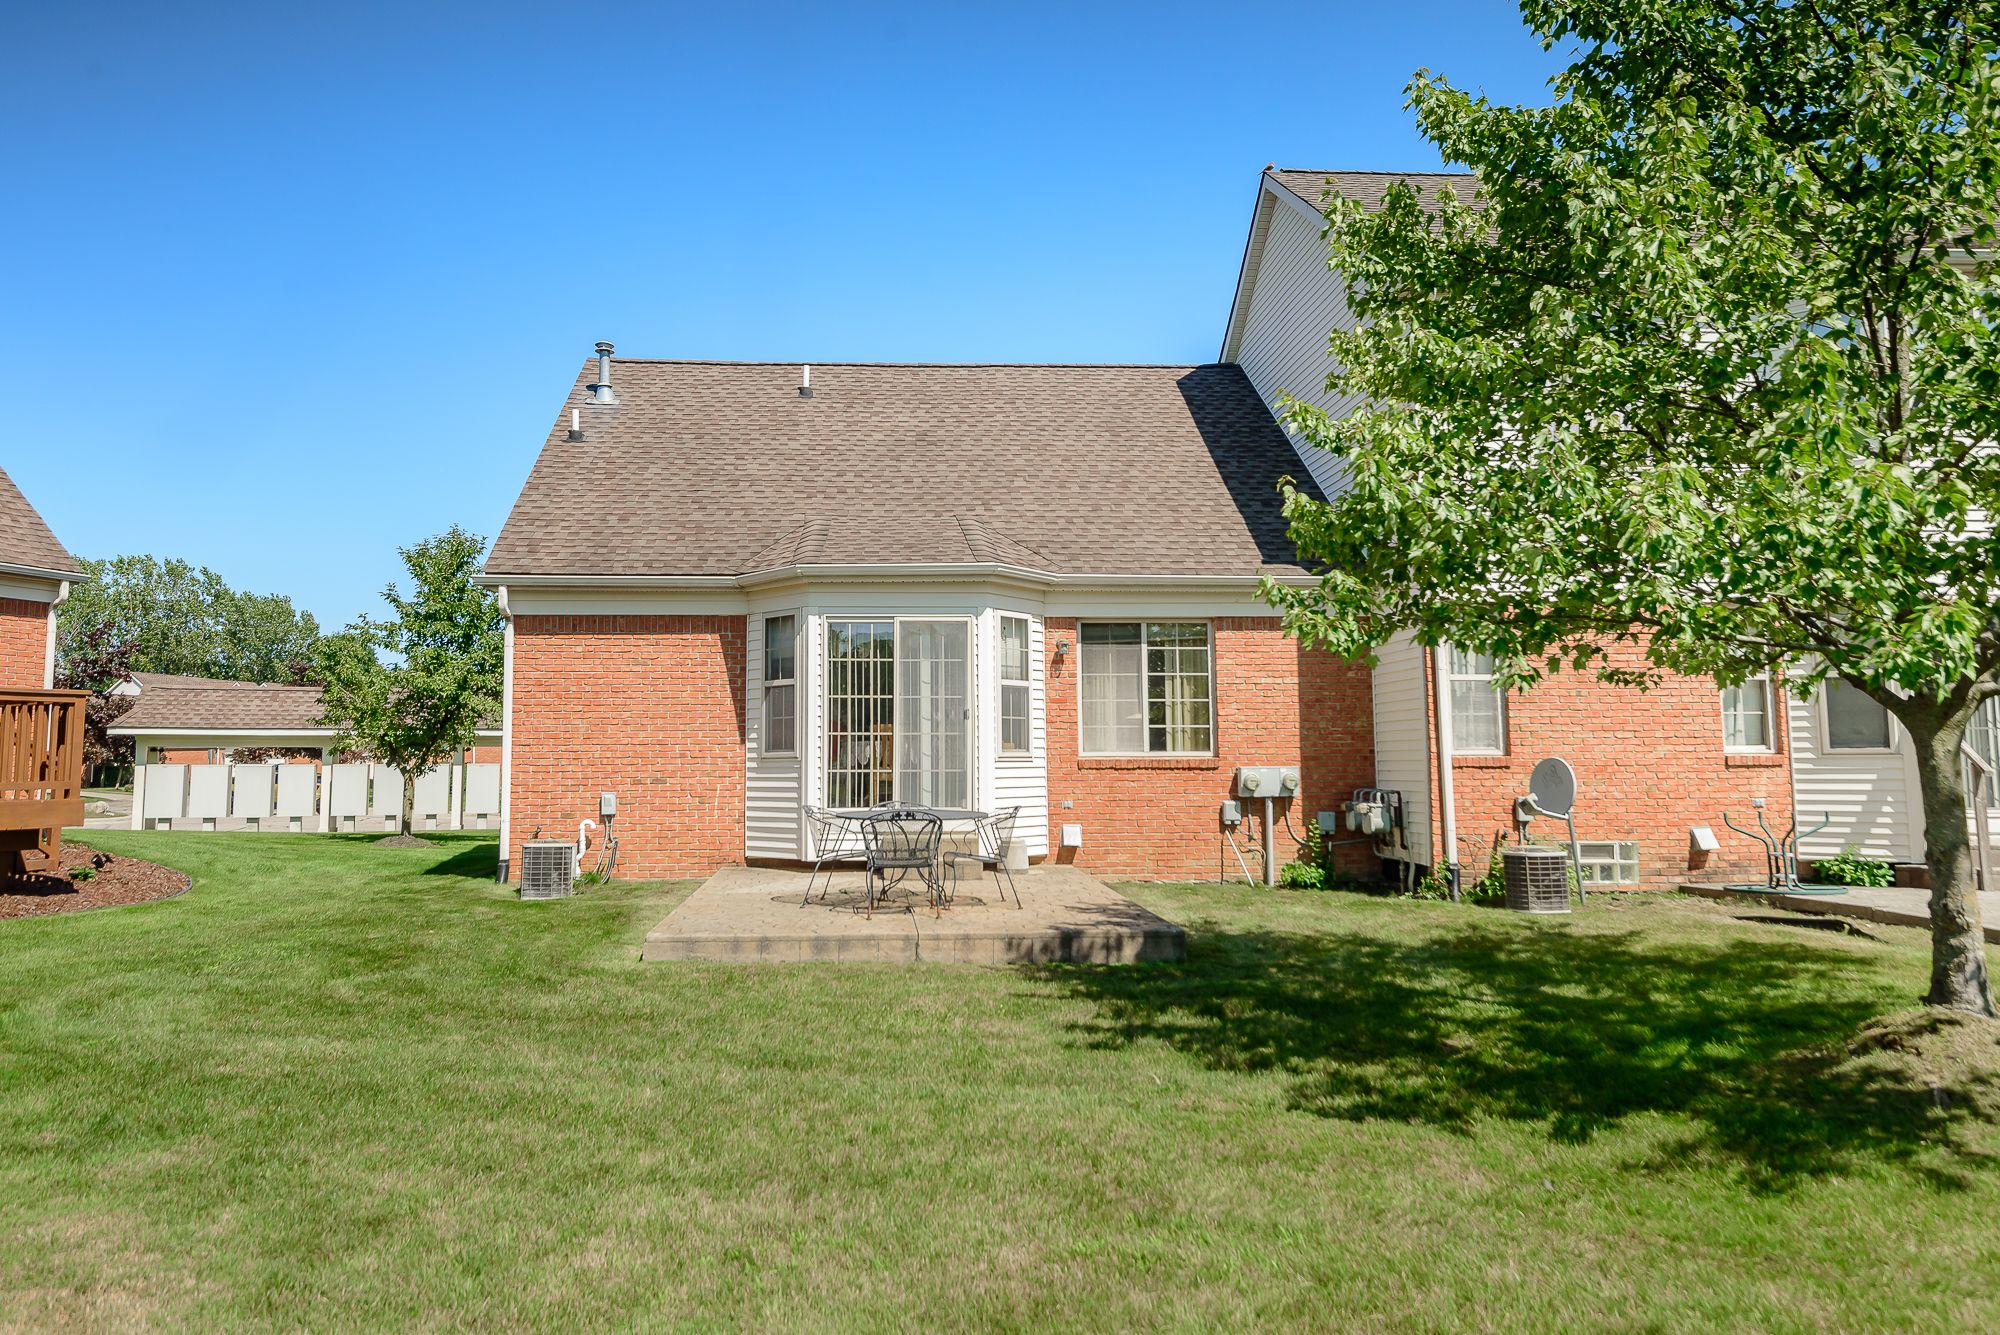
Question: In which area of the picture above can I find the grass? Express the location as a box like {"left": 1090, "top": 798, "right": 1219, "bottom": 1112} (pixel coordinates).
{"left": 3, "top": 832, "right": 1999, "bottom": 1331}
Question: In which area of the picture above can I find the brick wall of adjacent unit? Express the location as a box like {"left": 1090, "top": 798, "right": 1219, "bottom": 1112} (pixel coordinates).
{"left": 1427, "top": 645, "right": 1792, "bottom": 889}
{"left": 1043, "top": 616, "right": 1376, "bottom": 881}
{"left": 0, "top": 597, "right": 51, "bottom": 690}
{"left": 507, "top": 614, "right": 746, "bottom": 879}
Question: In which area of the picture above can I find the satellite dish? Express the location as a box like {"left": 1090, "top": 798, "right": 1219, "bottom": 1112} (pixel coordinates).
{"left": 1528, "top": 757, "right": 1577, "bottom": 819}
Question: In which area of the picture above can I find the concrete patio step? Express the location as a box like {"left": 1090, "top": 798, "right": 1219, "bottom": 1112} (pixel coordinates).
{"left": 641, "top": 864, "right": 1185, "bottom": 964}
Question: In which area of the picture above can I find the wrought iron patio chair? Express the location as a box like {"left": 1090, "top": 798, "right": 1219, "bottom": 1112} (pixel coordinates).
{"left": 801, "top": 806, "right": 872, "bottom": 906}
{"left": 859, "top": 807, "right": 945, "bottom": 917}
{"left": 943, "top": 806, "right": 1021, "bottom": 907}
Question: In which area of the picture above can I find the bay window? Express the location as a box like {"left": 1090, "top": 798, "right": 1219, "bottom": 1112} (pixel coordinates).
{"left": 1080, "top": 621, "right": 1212, "bottom": 755}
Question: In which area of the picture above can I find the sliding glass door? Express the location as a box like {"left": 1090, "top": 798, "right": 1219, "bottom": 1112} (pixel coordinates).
{"left": 823, "top": 618, "right": 971, "bottom": 809}
{"left": 896, "top": 620, "right": 970, "bottom": 809}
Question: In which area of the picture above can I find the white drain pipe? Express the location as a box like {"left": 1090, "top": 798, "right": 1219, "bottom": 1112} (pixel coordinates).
{"left": 1432, "top": 645, "right": 1460, "bottom": 897}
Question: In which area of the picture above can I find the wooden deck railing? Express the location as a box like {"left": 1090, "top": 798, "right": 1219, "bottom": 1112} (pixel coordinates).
{"left": 0, "top": 688, "right": 89, "bottom": 873}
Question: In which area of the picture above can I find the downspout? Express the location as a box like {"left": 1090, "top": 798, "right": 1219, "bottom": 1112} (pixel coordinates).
{"left": 44, "top": 580, "right": 68, "bottom": 690}
{"left": 496, "top": 584, "right": 514, "bottom": 883}
{"left": 1431, "top": 645, "right": 1460, "bottom": 896}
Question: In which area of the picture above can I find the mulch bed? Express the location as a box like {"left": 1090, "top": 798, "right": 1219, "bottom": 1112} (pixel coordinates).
{"left": 0, "top": 841, "right": 190, "bottom": 920}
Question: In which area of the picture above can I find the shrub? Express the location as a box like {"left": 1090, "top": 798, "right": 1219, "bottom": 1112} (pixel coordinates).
{"left": 1812, "top": 847, "right": 1894, "bottom": 888}
{"left": 69, "top": 866, "right": 96, "bottom": 883}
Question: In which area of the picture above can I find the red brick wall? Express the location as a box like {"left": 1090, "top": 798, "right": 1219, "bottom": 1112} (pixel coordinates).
{"left": 507, "top": 615, "right": 746, "bottom": 879}
{"left": 1428, "top": 645, "right": 1791, "bottom": 888}
{"left": 0, "top": 597, "right": 51, "bottom": 690}
{"left": 1043, "top": 616, "right": 1375, "bottom": 881}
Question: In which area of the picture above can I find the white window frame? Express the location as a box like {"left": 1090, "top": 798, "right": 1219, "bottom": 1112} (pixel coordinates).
{"left": 761, "top": 612, "right": 798, "bottom": 757}
{"left": 1077, "top": 620, "right": 1216, "bottom": 758}
{"left": 820, "top": 615, "right": 978, "bottom": 808}
{"left": 1821, "top": 678, "right": 1897, "bottom": 753}
{"left": 1445, "top": 646, "right": 1507, "bottom": 756}
{"left": 998, "top": 614, "right": 1032, "bottom": 758}
{"left": 1719, "top": 674, "right": 1776, "bottom": 753}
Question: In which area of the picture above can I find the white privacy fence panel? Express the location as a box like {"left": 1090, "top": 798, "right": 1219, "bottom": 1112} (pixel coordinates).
{"left": 185, "top": 766, "right": 230, "bottom": 820}
{"left": 143, "top": 765, "right": 188, "bottom": 820}
{"left": 130, "top": 761, "right": 494, "bottom": 832}
{"left": 328, "top": 764, "right": 371, "bottom": 819}
{"left": 275, "top": 765, "right": 319, "bottom": 818}
{"left": 234, "top": 764, "right": 277, "bottom": 819}
{"left": 462, "top": 764, "right": 501, "bottom": 815}
{"left": 412, "top": 766, "right": 453, "bottom": 818}
{"left": 369, "top": 765, "right": 406, "bottom": 826}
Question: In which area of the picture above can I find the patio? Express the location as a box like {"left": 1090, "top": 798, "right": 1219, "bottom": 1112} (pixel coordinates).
{"left": 641, "top": 863, "right": 1186, "bottom": 964}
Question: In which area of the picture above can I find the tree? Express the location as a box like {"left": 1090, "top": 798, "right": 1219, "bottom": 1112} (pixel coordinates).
{"left": 314, "top": 527, "right": 504, "bottom": 844}
{"left": 53, "top": 619, "right": 137, "bottom": 771}
{"left": 1266, "top": 2, "right": 2000, "bottom": 1013}
{"left": 57, "top": 555, "right": 322, "bottom": 685}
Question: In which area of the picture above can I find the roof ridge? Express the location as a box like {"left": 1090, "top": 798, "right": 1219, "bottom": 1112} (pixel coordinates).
{"left": 1273, "top": 167, "right": 1477, "bottom": 177}
{"left": 595, "top": 359, "right": 1220, "bottom": 370}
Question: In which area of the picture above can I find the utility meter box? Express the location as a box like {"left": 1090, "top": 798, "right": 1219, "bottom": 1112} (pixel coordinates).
{"left": 1234, "top": 766, "right": 1300, "bottom": 799}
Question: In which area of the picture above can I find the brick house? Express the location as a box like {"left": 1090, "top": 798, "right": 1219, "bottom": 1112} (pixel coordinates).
{"left": 484, "top": 356, "right": 1375, "bottom": 882}
{"left": 484, "top": 169, "right": 1988, "bottom": 890}
{"left": 0, "top": 464, "right": 83, "bottom": 691}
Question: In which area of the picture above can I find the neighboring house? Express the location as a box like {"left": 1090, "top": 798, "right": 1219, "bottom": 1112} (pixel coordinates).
{"left": 483, "top": 355, "right": 1375, "bottom": 882}
{"left": 0, "top": 463, "right": 83, "bottom": 690}
{"left": 1225, "top": 166, "right": 2000, "bottom": 885}
{"left": 108, "top": 672, "right": 501, "bottom": 765}
{"left": 0, "top": 463, "right": 87, "bottom": 875}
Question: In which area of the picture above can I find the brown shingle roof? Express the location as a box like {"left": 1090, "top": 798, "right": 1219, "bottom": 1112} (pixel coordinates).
{"left": 113, "top": 677, "right": 329, "bottom": 731}
{"left": 485, "top": 361, "right": 1321, "bottom": 579}
{"left": 110, "top": 673, "right": 502, "bottom": 735}
{"left": 0, "top": 464, "right": 83, "bottom": 578}
{"left": 1270, "top": 168, "right": 1481, "bottom": 218}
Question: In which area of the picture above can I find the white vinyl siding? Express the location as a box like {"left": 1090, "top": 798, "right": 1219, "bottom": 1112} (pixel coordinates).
{"left": 1371, "top": 632, "right": 1433, "bottom": 864}
{"left": 1228, "top": 186, "right": 1364, "bottom": 498}
{"left": 984, "top": 608, "right": 1048, "bottom": 859}
{"left": 745, "top": 609, "right": 804, "bottom": 859}
{"left": 1790, "top": 684, "right": 1919, "bottom": 863}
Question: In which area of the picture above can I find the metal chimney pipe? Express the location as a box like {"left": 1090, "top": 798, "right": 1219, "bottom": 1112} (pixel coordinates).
{"left": 589, "top": 341, "right": 617, "bottom": 405}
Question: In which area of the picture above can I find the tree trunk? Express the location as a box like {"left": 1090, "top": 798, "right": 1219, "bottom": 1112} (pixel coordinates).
{"left": 402, "top": 772, "right": 417, "bottom": 838}
{"left": 1901, "top": 704, "right": 1997, "bottom": 1017}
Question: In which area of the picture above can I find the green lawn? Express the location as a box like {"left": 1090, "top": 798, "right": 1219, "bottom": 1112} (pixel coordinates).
{"left": 3, "top": 832, "right": 1998, "bottom": 1331}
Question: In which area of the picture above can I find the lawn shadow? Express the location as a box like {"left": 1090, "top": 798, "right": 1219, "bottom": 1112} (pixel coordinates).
{"left": 1034, "top": 917, "right": 2000, "bottom": 1192}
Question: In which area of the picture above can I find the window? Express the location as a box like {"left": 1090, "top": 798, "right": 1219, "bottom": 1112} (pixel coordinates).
{"left": 1968, "top": 698, "right": 2000, "bottom": 811}
{"left": 1446, "top": 647, "right": 1506, "bottom": 754}
{"left": 1720, "top": 674, "right": 1774, "bottom": 751}
{"left": 999, "top": 615, "right": 1031, "bottom": 754}
{"left": 825, "top": 620, "right": 894, "bottom": 805}
{"left": 1576, "top": 840, "right": 1641, "bottom": 887}
{"left": 761, "top": 614, "right": 797, "bottom": 754}
{"left": 1080, "top": 622, "right": 1212, "bottom": 754}
{"left": 1825, "top": 678, "right": 1892, "bottom": 750}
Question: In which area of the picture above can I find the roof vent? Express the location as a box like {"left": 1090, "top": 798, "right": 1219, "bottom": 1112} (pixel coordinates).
{"left": 589, "top": 341, "right": 617, "bottom": 405}
{"left": 798, "top": 364, "right": 813, "bottom": 399}
{"left": 566, "top": 408, "right": 583, "bottom": 441}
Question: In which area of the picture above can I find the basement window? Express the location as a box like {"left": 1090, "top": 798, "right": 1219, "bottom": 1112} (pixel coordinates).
{"left": 1575, "top": 841, "right": 1641, "bottom": 887}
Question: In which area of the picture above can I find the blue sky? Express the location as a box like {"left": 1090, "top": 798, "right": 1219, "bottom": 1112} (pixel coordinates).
{"left": 0, "top": 2, "right": 1562, "bottom": 632}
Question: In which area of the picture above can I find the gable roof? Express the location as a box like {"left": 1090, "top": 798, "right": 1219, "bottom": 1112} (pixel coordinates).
{"left": 1221, "top": 166, "right": 1483, "bottom": 365}
{"left": 108, "top": 672, "right": 501, "bottom": 735}
{"left": 0, "top": 464, "right": 84, "bottom": 579}
{"left": 485, "top": 360, "right": 1321, "bottom": 580}
{"left": 1268, "top": 168, "right": 1481, "bottom": 218}
{"left": 111, "top": 675, "right": 329, "bottom": 731}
